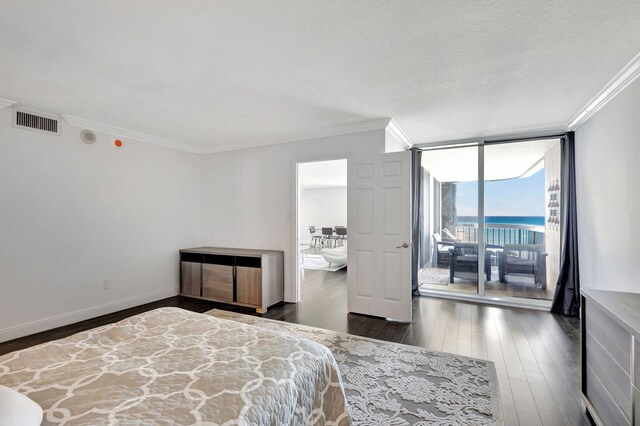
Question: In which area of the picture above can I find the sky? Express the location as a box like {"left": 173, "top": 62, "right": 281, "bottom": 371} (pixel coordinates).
{"left": 456, "top": 168, "right": 545, "bottom": 216}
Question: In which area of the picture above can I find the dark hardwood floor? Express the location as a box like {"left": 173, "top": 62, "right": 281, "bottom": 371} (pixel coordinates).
{"left": 0, "top": 268, "right": 589, "bottom": 426}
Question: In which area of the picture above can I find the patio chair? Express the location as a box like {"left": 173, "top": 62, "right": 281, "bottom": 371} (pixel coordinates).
{"left": 449, "top": 242, "right": 491, "bottom": 283}
{"left": 498, "top": 244, "right": 548, "bottom": 288}
{"left": 432, "top": 233, "right": 454, "bottom": 267}
{"left": 442, "top": 227, "right": 458, "bottom": 241}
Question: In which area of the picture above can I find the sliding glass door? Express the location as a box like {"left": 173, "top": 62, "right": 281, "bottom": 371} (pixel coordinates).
{"left": 419, "top": 145, "right": 479, "bottom": 296}
{"left": 483, "top": 140, "right": 560, "bottom": 301}
{"left": 418, "top": 138, "right": 562, "bottom": 305}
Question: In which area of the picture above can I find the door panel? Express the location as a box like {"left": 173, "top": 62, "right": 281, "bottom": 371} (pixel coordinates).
{"left": 356, "top": 188, "right": 375, "bottom": 234}
{"left": 383, "top": 187, "right": 402, "bottom": 235}
{"left": 348, "top": 151, "right": 412, "bottom": 322}
{"left": 383, "top": 251, "right": 403, "bottom": 301}
{"left": 356, "top": 250, "right": 375, "bottom": 297}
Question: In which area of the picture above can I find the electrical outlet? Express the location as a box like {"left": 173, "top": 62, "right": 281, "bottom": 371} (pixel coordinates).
{"left": 103, "top": 278, "right": 111, "bottom": 290}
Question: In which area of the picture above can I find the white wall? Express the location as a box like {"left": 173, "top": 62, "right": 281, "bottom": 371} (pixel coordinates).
{"left": 200, "top": 129, "right": 386, "bottom": 302}
{"left": 299, "top": 187, "right": 347, "bottom": 244}
{"left": 0, "top": 108, "right": 202, "bottom": 341}
{"left": 575, "top": 77, "right": 640, "bottom": 293}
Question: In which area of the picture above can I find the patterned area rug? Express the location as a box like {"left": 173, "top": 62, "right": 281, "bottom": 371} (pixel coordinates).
{"left": 206, "top": 310, "right": 503, "bottom": 425}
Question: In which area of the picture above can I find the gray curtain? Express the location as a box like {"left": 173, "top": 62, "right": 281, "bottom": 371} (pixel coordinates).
{"left": 411, "top": 148, "right": 422, "bottom": 296}
{"left": 551, "top": 132, "right": 580, "bottom": 317}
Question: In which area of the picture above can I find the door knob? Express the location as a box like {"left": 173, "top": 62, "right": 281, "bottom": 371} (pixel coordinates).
{"left": 396, "top": 242, "right": 409, "bottom": 248}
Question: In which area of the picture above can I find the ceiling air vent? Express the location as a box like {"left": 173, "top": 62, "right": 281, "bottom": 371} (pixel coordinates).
{"left": 13, "top": 108, "right": 61, "bottom": 135}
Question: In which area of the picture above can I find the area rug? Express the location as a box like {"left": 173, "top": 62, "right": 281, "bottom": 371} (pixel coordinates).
{"left": 205, "top": 309, "right": 503, "bottom": 425}
{"left": 418, "top": 267, "right": 449, "bottom": 286}
{"left": 300, "top": 256, "right": 346, "bottom": 272}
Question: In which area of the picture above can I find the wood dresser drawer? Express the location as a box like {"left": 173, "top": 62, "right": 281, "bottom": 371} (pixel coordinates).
{"left": 635, "top": 338, "right": 640, "bottom": 389}
{"left": 586, "top": 329, "right": 632, "bottom": 418}
{"left": 587, "top": 364, "right": 631, "bottom": 426}
{"left": 636, "top": 387, "right": 640, "bottom": 425}
{"left": 586, "top": 301, "right": 631, "bottom": 374}
{"left": 581, "top": 290, "right": 640, "bottom": 426}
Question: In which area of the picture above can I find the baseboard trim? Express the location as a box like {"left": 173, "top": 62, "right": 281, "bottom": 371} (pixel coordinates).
{"left": 0, "top": 289, "right": 178, "bottom": 343}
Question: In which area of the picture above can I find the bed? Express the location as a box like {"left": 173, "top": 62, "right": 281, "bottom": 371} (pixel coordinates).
{"left": 0, "top": 308, "right": 350, "bottom": 425}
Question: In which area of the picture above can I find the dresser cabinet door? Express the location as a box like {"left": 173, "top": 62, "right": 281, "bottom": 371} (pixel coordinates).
{"left": 237, "top": 266, "right": 262, "bottom": 306}
{"left": 180, "top": 262, "right": 201, "bottom": 297}
{"left": 202, "top": 264, "right": 234, "bottom": 302}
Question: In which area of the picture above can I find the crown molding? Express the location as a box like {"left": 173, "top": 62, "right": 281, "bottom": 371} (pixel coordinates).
{"left": 199, "top": 118, "right": 392, "bottom": 154}
{"left": 61, "top": 115, "right": 393, "bottom": 155}
{"left": 386, "top": 119, "right": 413, "bottom": 149}
{"left": 61, "top": 114, "right": 200, "bottom": 154}
{"left": 0, "top": 98, "right": 17, "bottom": 110}
{"left": 568, "top": 51, "right": 640, "bottom": 130}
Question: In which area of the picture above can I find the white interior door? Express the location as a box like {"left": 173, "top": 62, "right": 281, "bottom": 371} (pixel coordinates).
{"left": 347, "top": 151, "right": 412, "bottom": 322}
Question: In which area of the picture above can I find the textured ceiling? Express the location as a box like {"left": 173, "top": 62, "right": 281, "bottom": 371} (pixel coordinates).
{"left": 1, "top": 1, "right": 639, "bottom": 150}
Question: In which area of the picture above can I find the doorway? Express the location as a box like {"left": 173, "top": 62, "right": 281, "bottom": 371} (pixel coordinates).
{"left": 295, "top": 159, "right": 348, "bottom": 305}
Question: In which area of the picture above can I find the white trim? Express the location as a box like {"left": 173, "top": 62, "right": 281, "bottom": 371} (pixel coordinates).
{"left": 0, "top": 288, "right": 177, "bottom": 343}
{"left": 61, "top": 115, "right": 395, "bottom": 156}
{"left": 386, "top": 119, "right": 413, "bottom": 149}
{"left": 291, "top": 160, "right": 301, "bottom": 303}
{"left": 292, "top": 154, "right": 350, "bottom": 304}
{"left": 200, "top": 118, "right": 392, "bottom": 154}
{"left": 568, "top": 51, "right": 640, "bottom": 130}
{"left": 477, "top": 143, "right": 485, "bottom": 296}
{"left": 419, "top": 289, "right": 552, "bottom": 311}
{"left": 0, "top": 98, "right": 17, "bottom": 110}
{"left": 62, "top": 114, "right": 200, "bottom": 154}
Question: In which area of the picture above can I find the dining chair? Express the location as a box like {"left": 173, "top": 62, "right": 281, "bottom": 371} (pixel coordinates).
{"left": 321, "top": 227, "right": 335, "bottom": 248}
{"left": 308, "top": 226, "right": 323, "bottom": 250}
{"left": 335, "top": 226, "right": 347, "bottom": 246}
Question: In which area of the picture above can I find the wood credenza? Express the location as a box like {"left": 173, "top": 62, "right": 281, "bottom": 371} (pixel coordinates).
{"left": 581, "top": 289, "right": 640, "bottom": 425}
{"left": 180, "top": 247, "right": 284, "bottom": 313}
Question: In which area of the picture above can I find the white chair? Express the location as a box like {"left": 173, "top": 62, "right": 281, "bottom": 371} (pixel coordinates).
{"left": 0, "top": 385, "right": 43, "bottom": 426}
{"left": 322, "top": 242, "right": 347, "bottom": 266}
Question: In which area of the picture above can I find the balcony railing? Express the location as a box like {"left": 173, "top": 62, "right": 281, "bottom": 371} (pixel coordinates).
{"left": 455, "top": 223, "right": 545, "bottom": 246}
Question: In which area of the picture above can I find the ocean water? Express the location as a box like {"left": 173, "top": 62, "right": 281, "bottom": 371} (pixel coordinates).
{"left": 457, "top": 216, "right": 545, "bottom": 227}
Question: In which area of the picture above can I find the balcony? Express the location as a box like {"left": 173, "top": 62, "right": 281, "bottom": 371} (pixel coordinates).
{"left": 420, "top": 222, "right": 555, "bottom": 300}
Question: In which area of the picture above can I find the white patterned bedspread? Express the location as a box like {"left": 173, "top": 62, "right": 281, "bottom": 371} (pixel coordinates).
{"left": 0, "top": 307, "right": 350, "bottom": 425}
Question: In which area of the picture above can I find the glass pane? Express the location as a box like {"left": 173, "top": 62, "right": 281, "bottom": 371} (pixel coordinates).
{"left": 483, "top": 139, "right": 561, "bottom": 301}
{"left": 419, "top": 145, "right": 479, "bottom": 295}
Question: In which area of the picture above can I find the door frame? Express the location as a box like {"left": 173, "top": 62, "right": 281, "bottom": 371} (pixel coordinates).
{"left": 291, "top": 154, "right": 348, "bottom": 304}
{"left": 417, "top": 136, "right": 560, "bottom": 310}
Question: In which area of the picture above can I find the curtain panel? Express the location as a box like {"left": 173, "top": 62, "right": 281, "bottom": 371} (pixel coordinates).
{"left": 550, "top": 132, "right": 581, "bottom": 317}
